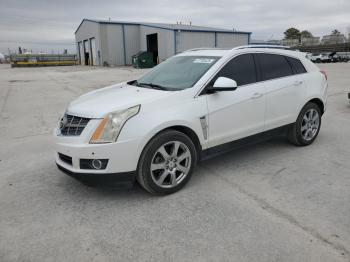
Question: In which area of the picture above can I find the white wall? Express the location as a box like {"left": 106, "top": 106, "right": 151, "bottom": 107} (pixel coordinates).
{"left": 176, "top": 31, "right": 215, "bottom": 53}
{"left": 216, "top": 33, "right": 249, "bottom": 48}
{"left": 124, "top": 25, "right": 140, "bottom": 65}
{"left": 99, "top": 24, "right": 125, "bottom": 66}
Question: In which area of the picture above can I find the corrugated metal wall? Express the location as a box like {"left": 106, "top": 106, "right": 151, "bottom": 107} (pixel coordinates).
{"left": 100, "top": 24, "right": 125, "bottom": 66}
{"left": 176, "top": 31, "right": 215, "bottom": 53}
{"left": 216, "top": 33, "right": 249, "bottom": 48}
{"left": 140, "top": 26, "right": 174, "bottom": 62}
{"left": 75, "top": 20, "right": 101, "bottom": 65}
{"left": 124, "top": 25, "right": 140, "bottom": 65}
{"left": 75, "top": 20, "right": 250, "bottom": 66}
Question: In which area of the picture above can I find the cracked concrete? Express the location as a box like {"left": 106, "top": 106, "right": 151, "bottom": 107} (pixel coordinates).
{"left": 0, "top": 63, "right": 349, "bottom": 262}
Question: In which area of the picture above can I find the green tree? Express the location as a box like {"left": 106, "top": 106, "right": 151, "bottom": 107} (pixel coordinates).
{"left": 284, "top": 28, "right": 301, "bottom": 40}
{"left": 300, "top": 30, "right": 313, "bottom": 38}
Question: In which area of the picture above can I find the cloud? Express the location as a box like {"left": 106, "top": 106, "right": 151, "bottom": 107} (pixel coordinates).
{"left": 0, "top": 0, "right": 349, "bottom": 54}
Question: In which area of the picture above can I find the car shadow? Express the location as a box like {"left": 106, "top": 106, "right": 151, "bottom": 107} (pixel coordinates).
{"left": 57, "top": 137, "right": 294, "bottom": 200}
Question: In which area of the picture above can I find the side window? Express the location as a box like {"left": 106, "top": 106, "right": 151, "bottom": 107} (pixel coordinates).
{"left": 256, "top": 53, "right": 293, "bottom": 81}
{"left": 286, "top": 57, "right": 307, "bottom": 74}
{"left": 212, "top": 54, "right": 257, "bottom": 86}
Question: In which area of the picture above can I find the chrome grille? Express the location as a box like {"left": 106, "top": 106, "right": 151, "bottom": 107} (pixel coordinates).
{"left": 59, "top": 114, "right": 90, "bottom": 136}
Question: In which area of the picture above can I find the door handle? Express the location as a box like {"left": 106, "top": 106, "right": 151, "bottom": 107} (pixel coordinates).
{"left": 293, "top": 80, "right": 303, "bottom": 86}
{"left": 251, "top": 92, "right": 263, "bottom": 99}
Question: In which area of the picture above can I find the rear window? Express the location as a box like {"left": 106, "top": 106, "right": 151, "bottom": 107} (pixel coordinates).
{"left": 256, "top": 53, "right": 293, "bottom": 81}
{"left": 286, "top": 57, "right": 307, "bottom": 74}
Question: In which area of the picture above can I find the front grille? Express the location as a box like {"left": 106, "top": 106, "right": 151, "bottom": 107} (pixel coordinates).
{"left": 60, "top": 114, "right": 90, "bottom": 136}
{"left": 58, "top": 153, "right": 72, "bottom": 166}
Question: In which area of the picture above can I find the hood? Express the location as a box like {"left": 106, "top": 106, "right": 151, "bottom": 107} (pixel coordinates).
{"left": 66, "top": 82, "right": 173, "bottom": 118}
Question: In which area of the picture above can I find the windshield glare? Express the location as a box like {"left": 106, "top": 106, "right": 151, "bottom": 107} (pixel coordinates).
{"left": 136, "top": 56, "right": 220, "bottom": 90}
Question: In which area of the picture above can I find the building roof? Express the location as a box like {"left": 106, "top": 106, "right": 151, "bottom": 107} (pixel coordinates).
{"left": 75, "top": 18, "right": 251, "bottom": 35}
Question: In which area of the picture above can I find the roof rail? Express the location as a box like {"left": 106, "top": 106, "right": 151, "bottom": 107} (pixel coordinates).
{"left": 182, "top": 45, "right": 293, "bottom": 54}
{"left": 234, "top": 45, "right": 291, "bottom": 50}
{"left": 183, "top": 47, "right": 230, "bottom": 52}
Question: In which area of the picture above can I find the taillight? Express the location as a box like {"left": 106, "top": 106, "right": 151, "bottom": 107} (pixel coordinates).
{"left": 320, "top": 70, "right": 327, "bottom": 80}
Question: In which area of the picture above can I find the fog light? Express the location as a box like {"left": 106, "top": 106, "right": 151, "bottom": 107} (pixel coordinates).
{"left": 80, "top": 159, "right": 108, "bottom": 170}
{"left": 92, "top": 159, "right": 102, "bottom": 170}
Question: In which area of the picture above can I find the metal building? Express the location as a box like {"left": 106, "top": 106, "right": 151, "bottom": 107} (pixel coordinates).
{"left": 75, "top": 19, "right": 252, "bottom": 66}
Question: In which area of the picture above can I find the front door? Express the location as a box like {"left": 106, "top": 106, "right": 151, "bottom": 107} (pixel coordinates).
{"left": 206, "top": 53, "right": 266, "bottom": 148}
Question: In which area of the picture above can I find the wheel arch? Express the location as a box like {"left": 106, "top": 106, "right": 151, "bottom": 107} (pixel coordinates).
{"left": 137, "top": 124, "right": 203, "bottom": 169}
{"left": 307, "top": 98, "right": 325, "bottom": 115}
{"left": 162, "top": 125, "right": 202, "bottom": 154}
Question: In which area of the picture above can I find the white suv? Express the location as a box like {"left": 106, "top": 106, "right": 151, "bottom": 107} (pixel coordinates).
{"left": 310, "top": 53, "right": 331, "bottom": 63}
{"left": 54, "top": 45, "right": 328, "bottom": 195}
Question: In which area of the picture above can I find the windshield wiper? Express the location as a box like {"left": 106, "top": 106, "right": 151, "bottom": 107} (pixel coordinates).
{"left": 137, "top": 82, "right": 168, "bottom": 90}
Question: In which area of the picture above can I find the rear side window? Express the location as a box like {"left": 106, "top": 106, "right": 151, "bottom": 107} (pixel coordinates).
{"left": 213, "top": 54, "right": 257, "bottom": 86}
{"left": 286, "top": 57, "right": 307, "bottom": 74}
{"left": 256, "top": 53, "right": 293, "bottom": 81}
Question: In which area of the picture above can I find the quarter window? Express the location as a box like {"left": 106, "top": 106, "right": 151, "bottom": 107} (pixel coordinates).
{"left": 286, "top": 57, "right": 307, "bottom": 74}
{"left": 256, "top": 53, "right": 293, "bottom": 81}
{"left": 212, "top": 54, "right": 257, "bottom": 86}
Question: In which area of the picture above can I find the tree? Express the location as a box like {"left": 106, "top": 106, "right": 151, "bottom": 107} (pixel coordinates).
{"left": 284, "top": 28, "right": 301, "bottom": 40}
{"left": 300, "top": 30, "right": 313, "bottom": 38}
{"left": 331, "top": 29, "right": 341, "bottom": 35}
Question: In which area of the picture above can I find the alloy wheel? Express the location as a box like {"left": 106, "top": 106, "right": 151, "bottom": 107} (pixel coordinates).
{"left": 150, "top": 141, "right": 192, "bottom": 188}
{"left": 301, "top": 108, "right": 320, "bottom": 141}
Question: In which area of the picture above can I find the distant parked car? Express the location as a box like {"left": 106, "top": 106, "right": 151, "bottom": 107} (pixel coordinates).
{"left": 310, "top": 53, "right": 331, "bottom": 63}
{"left": 0, "top": 53, "right": 5, "bottom": 63}
{"left": 305, "top": 53, "right": 313, "bottom": 60}
{"left": 310, "top": 53, "right": 321, "bottom": 63}
{"left": 329, "top": 52, "right": 341, "bottom": 63}
{"left": 335, "top": 53, "right": 350, "bottom": 63}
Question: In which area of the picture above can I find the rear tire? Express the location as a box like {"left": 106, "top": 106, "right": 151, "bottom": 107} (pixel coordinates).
{"left": 137, "top": 130, "right": 197, "bottom": 195}
{"left": 288, "top": 102, "right": 322, "bottom": 146}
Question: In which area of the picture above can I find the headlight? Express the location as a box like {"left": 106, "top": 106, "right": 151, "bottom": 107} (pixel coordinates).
{"left": 90, "top": 105, "right": 140, "bottom": 143}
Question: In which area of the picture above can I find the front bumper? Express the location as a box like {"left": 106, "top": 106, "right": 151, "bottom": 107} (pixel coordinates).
{"left": 57, "top": 164, "right": 136, "bottom": 187}
{"left": 54, "top": 122, "right": 144, "bottom": 186}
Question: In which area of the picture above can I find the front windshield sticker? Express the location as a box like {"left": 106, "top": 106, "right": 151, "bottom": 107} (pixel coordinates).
{"left": 193, "top": 58, "right": 215, "bottom": 64}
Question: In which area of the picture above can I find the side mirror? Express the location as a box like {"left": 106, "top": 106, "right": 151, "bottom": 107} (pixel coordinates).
{"left": 208, "top": 77, "right": 238, "bottom": 92}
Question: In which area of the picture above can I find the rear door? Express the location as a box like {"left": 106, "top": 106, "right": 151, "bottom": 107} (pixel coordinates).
{"left": 255, "top": 53, "right": 306, "bottom": 130}
{"left": 206, "top": 53, "right": 266, "bottom": 148}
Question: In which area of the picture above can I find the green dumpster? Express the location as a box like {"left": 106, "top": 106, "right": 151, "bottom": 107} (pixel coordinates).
{"left": 132, "top": 51, "right": 155, "bottom": 68}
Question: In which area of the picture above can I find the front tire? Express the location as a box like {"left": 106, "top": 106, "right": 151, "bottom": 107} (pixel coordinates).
{"left": 288, "top": 102, "right": 322, "bottom": 146}
{"left": 137, "top": 130, "right": 197, "bottom": 195}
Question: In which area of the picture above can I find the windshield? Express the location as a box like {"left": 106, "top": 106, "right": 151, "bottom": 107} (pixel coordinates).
{"left": 134, "top": 56, "right": 220, "bottom": 91}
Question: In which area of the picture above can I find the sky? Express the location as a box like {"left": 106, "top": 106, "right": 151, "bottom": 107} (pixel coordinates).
{"left": 0, "top": 0, "right": 349, "bottom": 54}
